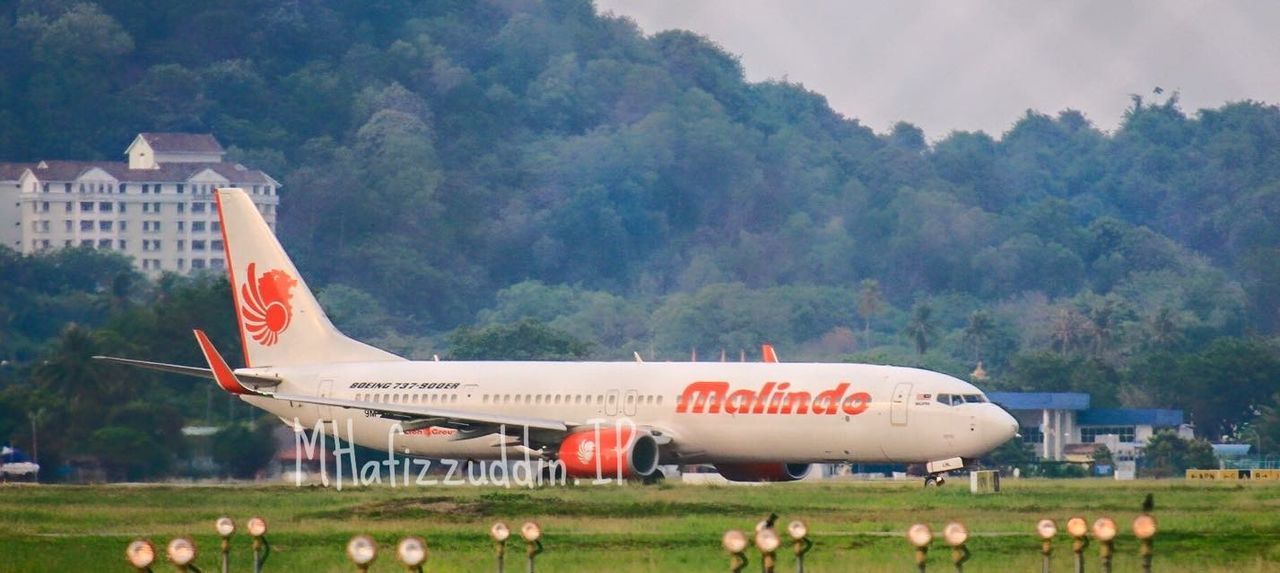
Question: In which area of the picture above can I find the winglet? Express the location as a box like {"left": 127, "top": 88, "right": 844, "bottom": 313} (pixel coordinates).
{"left": 762, "top": 344, "right": 779, "bottom": 363}
{"left": 194, "top": 329, "right": 254, "bottom": 395}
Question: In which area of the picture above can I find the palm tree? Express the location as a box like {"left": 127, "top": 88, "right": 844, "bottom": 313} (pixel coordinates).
{"left": 903, "top": 303, "right": 937, "bottom": 355}
{"left": 963, "top": 310, "right": 995, "bottom": 362}
{"left": 856, "top": 279, "right": 884, "bottom": 348}
{"left": 1050, "top": 307, "right": 1087, "bottom": 355}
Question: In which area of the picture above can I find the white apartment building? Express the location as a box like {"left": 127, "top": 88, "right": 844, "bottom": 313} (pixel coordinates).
{"left": 0, "top": 133, "right": 279, "bottom": 275}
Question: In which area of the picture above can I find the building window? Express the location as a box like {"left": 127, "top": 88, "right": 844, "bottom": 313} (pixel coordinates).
{"left": 118, "top": 221, "right": 127, "bottom": 231}
{"left": 211, "top": 239, "right": 223, "bottom": 250}
{"left": 1081, "top": 426, "right": 1136, "bottom": 443}
{"left": 42, "top": 183, "right": 49, "bottom": 193}
{"left": 192, "top": 240, "right": 206, "bottom": 251}
{"left": 80, "top": 201, "right": 93, "bottom": 212}
{"left": 41, "top": 201, "right": 50, "bottom": 212}
{"left": 210, "top": 258, "right": 224, "bottom": 269}
{"left": 211, "top": 222, "right": 221, "bottom": 232}
{"left": 142, "top": 184, "right": 149, "bottom": 194}
{"left": 97, "top": 239, "right": 112, "bottom": 249}
{"left": 118, "top": 202, "right": 126, "bottom": 213}
{"left": 192, "top": 259, "right": 206, "bottom": 269}
{"left": 37, "top": 220, "right": 50, "bottom": 232}
{"left": 64, "top": 220, "right": 72, "bottom": 232}
{"left": 80, "top": 220, "right": 93, "bottom": 231}
{"left": 64, "top": 183, "right": 71, "bottom": 193}
{"left": 177, "top": 203, "right": 185, "bottom": 214}
{"left": 118, "top": 240, "right": 126, "bottom": 250}
{"left": 192, "top": 221, "right": 206, "bottom": 232}
{"left": 119, "top": 183, "right": 127, "bottom": 194}
{"left": 99, "top": 221, "right": 112, "bottom": 231}
{"left": 192, "top": 202, "right": 206, "bottom": 213}
{"left": 80, "top": 239, "right": 93, "bottom": 247}
{"left": 176, "top": 184, "right": 184, "bottom": 194}
{"left": 177, "top": 221, "right": 185, "bottom": 231}
{"left": 177, "top": 258, "right": 185, "bottom": 269}
{"left": 98, "top": 201, "right": 112, "bottom": 212}
{"left": 64, "top": 201, "right": 72, "bottom": 213}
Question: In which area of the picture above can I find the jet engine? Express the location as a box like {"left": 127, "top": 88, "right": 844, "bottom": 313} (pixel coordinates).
{"left": 557, "top": 427, "right": 659, "bottom": 479}
{"left": 715, "top": 462, "right": 812, "bottom": 482}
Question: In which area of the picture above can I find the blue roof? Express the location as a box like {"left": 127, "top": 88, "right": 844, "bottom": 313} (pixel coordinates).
{"left": 1077, "top": 409, "right": 1183, "bottom": 427}
{"left": 987, "top": 392, "right": 1091, "bottom": 411}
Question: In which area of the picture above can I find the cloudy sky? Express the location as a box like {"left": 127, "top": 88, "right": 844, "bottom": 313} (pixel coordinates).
{"left": 595, "top": 0, "right": 1280, "bottom": 139}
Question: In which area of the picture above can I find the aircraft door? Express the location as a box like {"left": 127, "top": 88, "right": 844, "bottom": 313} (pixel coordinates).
{"left": 605, "top": 390, "right": 620, "bottom": 416}
{"left": 890, "top": 382, "right": 912, "bottom": 426}
{"left": 318, "top": 379, "right": 335, "bottom": 420}
{"left": 623, "top": 390, "right": 638, "bottom": 416}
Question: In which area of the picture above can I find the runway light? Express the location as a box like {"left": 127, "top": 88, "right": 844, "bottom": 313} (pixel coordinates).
{"left": 755, "top": 527, "right": 780, "bottom": 573}
{"left": 943, "top": 522, "right": 968, "bottom": 546}
{"left": 1037, "top": 518, "right": 1056, "bottom": 572}
{"left": 247, "top": 516, "right": 268, "bottom": 538}
{"left": 1133, "top": 514, "right": 1157, "bottom": 540}
{"left": 786, "top": 520, "right": 813, "bottom": 573}
{"left": 215, "top": 517, "right": 236, "bottom": 538}
{"left": 125, "top": 539, "right": 156, "bottom": 570}
{"left": 521, "top": 521, "right": 544, "bottom": 573}
{"left": 1093, "top": 517, "right": 1117, "bottom": 572}
{"left": 907, "top": 523, "right": 933, "bottom": 548}
{"left": 1066, "top": 516, "right": 1090, "bottom": 572}
{"left": 347, "top": 535, "right": 378, "bottom": 568}
{"left": 1134, "top": 514, "right": 1158, "bottom": 572}
{"left": 1092, "top": 517, "right": 1117, "bottom": 542}
{"left": 166, "top": 537, "right": 197, "bottom": 567}
{"left": 722, "top": 530, "right": 748, "bottom": 554}
{"left": 723, "top": 530, "right": 749, "bottom": 573}
{"left": 521, "top": 521, "right": 542, "bottom": 542}
{"left": 396, "top": 536, "right": 427, "bottom": 568}
{"left": 1066, "top": 516, "right": 1088, "bottom": 539}
{"left": 1036, "top": 519, "right": 1057, "bottom": 540}
{"left": 907, "top": 523, "right": 932, "bottom": 572}
{"left": 491, "top": 521, "right": 511, "bottom": 542}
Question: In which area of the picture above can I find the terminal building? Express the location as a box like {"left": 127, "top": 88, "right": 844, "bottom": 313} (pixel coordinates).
{"left": 0, "top": 133, "right": 279, "bottom": 275}
{"left": 988, "top": 392, "right": 1191, "bottom": 462}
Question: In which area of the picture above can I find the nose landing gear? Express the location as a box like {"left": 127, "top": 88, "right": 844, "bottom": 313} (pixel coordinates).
{"left": 924, "top": 474, "right": 947, "bottom": 487}
{"left": 922, "top": 456, "right": 965, "bottom": 487}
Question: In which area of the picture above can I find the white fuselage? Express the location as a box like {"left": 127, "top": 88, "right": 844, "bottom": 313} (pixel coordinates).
{"left": 241, "top": 360, "right": 1018, "bottom": 464}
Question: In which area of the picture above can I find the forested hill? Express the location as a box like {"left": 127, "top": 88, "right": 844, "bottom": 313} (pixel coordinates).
{"left": 2, "top": 0, "right": 1280, "bottom": 420}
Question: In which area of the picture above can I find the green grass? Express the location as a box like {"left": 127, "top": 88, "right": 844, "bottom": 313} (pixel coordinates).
{"left": 2, "top": 478, "right": 1279, "bottom": 572}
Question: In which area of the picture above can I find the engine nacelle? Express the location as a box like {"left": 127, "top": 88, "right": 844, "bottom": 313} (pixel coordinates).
{"left": 715, "top": 462, "right": 812, "bottom": 482}
{"left": 557, "top": 427, "right": 659, "bottom": 479}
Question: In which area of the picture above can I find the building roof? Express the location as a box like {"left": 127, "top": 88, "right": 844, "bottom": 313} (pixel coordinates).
{"left": 0, "top": 162, "right": 32, "bottom": 180}
{"left": 988, "top": 392, "right": 1091, "bottom": 411}
{"left": 23, "top": 161, "right": 274, "bottom": 185}
{"left": 138, "top": 132, "right": 224, "bottom": 154}
{"left": 1077, "top": 408, "right": 1183, "bottom": 427}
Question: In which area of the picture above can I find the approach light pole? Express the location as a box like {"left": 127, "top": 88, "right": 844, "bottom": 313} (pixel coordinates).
{"left": 491, "top": 521, "right": 511, "bottom": 573}
{"left": 943, "top": 522, "right": 970, "bottom": 572}
{"left": 908, "top": 523, "right": 932, "bottom": 573}
{"left": 787, "top": 521, "right": 812, "bottom": 573}
{"left": 214, "top": 517, "right": 234, "bottom": 573}
{"left": 247, "top": 516, "right": 269, "bottom": 573}
{"left": 1066, "top": 517, "right": 1089, "bottom": 573}
{"left": 723, "top": 530, "right": 749, "bottom": 573}
{"left": 1036, "top": 519, "right": 1057, "bottom": 573}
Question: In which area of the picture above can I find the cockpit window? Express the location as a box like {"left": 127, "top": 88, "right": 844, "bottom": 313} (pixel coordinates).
{"left": 963, "top": 394, "right": 986, "bottom": 403}
{"left": 937, "top": 394, "right": 953, "bottom": 406}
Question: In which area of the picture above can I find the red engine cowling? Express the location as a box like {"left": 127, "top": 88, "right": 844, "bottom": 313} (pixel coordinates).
{"left": 715, "top": 462, "right": 812, "bottom": 482}
{"left": 557, "top": 427, "right": 659, "bottom": 479}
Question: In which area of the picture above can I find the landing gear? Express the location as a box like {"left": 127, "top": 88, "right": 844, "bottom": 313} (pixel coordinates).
{"left": 924, "top": 474, "right": 947, "bottom": 487}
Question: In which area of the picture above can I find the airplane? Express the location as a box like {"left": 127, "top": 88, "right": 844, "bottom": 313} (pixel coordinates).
{"left": 97, "top": 188, "right": 1018, "bottom": 486}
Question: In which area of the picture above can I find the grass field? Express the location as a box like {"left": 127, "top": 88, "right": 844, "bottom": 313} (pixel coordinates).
{"left": 2, "top": 478, "right": 1279, "bottom": 572}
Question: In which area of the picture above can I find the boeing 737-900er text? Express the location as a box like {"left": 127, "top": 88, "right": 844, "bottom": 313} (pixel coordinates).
{"left": 97, "top": 188, "right": 1018, "bottom": 486}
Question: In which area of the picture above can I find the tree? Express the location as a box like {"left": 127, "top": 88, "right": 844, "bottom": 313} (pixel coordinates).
{"left": 856, "top": 279, "right": 884, "bottom": 348}
{"left": 963, "top": 310, "right": 995, "bottom": 362}
{"left": 211, "top": 423, "right": 277, "bottom": 479}
{"left": 447, "top": 319, "right": 592, "bottom": 361}
{"left": 1141, "top": 431, "right": 1218, "bottom": 478}
{"left": 903, "top": 303, "right": 937, "bottom": 355}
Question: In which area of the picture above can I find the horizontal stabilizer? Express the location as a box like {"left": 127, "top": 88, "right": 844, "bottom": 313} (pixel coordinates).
{"left": 93, "top": 355, "right": 281, "bottom": 388}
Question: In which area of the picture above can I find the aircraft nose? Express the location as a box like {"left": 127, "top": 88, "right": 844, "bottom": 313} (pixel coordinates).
{"left": 992, "top": 406, "right": 1018, "bottom": 443}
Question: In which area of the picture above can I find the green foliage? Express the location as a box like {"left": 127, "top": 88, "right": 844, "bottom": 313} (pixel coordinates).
{"left": 447, "top": 319, "right": 591, "bottom": 361}
{"left": 1141, "top": 431, "right": 1220, "bottom": 477}
{"left": 211, "top": 423, "right": 276, "bottom": 479}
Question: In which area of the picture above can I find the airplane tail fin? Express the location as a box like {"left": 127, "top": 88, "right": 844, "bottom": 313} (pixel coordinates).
{"left": 215, "top": 188, "right": 403, "bottom": 367}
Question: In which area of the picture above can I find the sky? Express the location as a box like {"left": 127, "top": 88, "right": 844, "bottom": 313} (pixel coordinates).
{"left": 594, "top": 0, "right": 1280, "bottom": 139}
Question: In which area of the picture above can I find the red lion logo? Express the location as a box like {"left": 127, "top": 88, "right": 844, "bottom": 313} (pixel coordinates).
{"left": 240, "top": 263, "right": 297, "bottom": 346}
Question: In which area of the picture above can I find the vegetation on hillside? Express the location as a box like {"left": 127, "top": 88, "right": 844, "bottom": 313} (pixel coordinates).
{"left": 2, "top": 0, "right": 1280, "bottom": 477}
